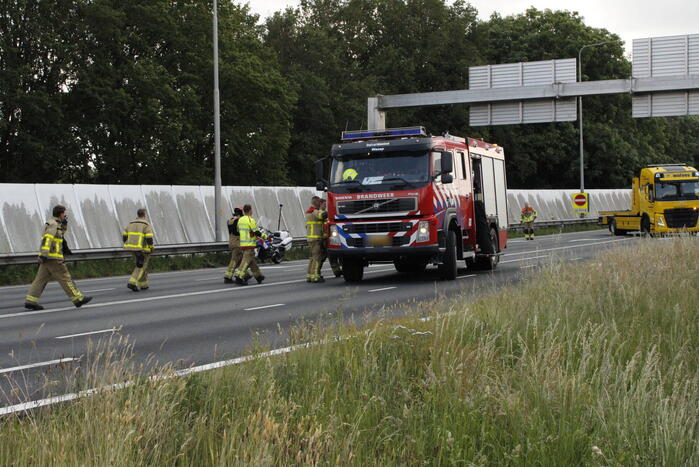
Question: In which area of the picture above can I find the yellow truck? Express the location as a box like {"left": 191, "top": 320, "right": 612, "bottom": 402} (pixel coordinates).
{"left": 599, "top": 164, "right": 699, "bottom": 236}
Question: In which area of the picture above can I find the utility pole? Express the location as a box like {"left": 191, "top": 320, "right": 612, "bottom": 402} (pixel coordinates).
{"left": 577, "top": 41, "right": 611, "bottom": 195}
{"left": 213, "top": 0, "right": 222, "bottom": 241}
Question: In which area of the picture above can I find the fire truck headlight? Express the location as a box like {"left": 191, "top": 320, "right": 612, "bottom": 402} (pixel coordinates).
{"left": 416, "top": 221, "right": 430, "bottom": 243}
{"left": 329, "top": 225, "right": 341, "bottom": 246}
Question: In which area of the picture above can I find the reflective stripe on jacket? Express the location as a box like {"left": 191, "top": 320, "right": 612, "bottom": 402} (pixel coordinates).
{"left": 39, "top": 217, "right": 65, "bottom": 260}
{"left": 238, "top": 215, "right": 258, "bottom": 249}
{"left": 123, "top": 218, "right": 154, "bottom": 252}
{"left": 521, "top": 208, "right": 537, "bottom": 223}
{"left": 305, "top": 208, "right": 325, "bottom": 240}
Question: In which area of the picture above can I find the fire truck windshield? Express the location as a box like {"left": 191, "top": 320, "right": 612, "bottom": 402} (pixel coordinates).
{"left": 330, "top": 151, "right": 429, "bottom": 192}
{"left": 654, "top": 180, "right": 699, "bottom": 201}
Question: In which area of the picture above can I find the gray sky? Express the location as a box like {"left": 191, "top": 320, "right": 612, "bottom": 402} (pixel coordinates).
{"left": 245, "top": 0, "right": 699, "bottom": 53}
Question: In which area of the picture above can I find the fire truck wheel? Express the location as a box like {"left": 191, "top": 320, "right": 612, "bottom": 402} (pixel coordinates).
{"left": 394, "top": 259, "right": 427, "bottom": 274}
{"left": 439, "top": 230, "right": 458, "bottom": 280}
{"left": 640, "top": 216, "right": 652, "bottom": 237}
{"left": 342, "top": 259, "right": 364, "bottom": 282}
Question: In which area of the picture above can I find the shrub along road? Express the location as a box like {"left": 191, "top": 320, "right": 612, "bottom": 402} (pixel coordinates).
{"left": 0, "top": 229, "right": 635, "bottom": 407}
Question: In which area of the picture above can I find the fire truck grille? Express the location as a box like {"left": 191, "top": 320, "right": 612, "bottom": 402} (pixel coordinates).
{"left": 663, "top": 208, "right": 699, "bottom": 228}
{"left": 342, "top": 222, "right": 411, "bottom": 234}
{"left": 346, "top": 236, "right": 411, "bottom": 247}
{"left": 337, "top": 198, "right": 417, "bottom": 215}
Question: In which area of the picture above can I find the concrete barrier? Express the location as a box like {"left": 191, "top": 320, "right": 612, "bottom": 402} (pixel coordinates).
{"left": 0, "top": 184, "right": 629, "bottom": 254}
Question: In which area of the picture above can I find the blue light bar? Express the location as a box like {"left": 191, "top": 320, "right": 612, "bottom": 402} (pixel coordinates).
{"left": 341, "top": 126, "right": 427, "bottom": 141}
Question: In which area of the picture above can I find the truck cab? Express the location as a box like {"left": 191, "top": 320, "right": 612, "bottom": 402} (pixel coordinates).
{"left": 316, "top": 127, "right": 508, "bottom": 282}
{"left": 599, "top": 164, "right": 699, "bottom": 235}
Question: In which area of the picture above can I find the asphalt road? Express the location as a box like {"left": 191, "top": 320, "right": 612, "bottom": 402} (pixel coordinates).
{"left": 0, "top": 229, "right": 635, "bottom": 407}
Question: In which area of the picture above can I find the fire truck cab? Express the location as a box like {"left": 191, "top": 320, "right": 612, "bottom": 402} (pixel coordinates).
{"left": 315, "top": 127, "right": 509, "bottom": 282}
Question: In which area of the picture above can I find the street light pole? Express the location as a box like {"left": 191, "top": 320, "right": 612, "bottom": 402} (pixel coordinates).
{"left": 213, "top": 0, "right": 222, "bottom": 242}
{"left": 577, "top": 41, "right": 611, "bottom": 195}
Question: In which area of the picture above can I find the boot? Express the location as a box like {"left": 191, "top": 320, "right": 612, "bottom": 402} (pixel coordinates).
{"left": 24, "top": 302, "right": 44, "bottom": 311}
{"left": 313, "top": 276, "right": 325, "bottom": 283}
{"left": 255, "top": 275, "right": 265, "bottom": 284}
{"left": 235, "top": 276, "right": 248, "bottom": 286}
{"left": 74, "top": 296, "right": 93, "bottom": 308}
{"left": 224, "top": 277, "right": 235, "bottom": 284}
{"left": 127, "top": 283, "right": 139, "bottom": 292}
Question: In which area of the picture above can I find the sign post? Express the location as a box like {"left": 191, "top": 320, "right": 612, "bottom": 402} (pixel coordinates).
{"left": 572, "top": 192, "right": 589, "bottom": 216}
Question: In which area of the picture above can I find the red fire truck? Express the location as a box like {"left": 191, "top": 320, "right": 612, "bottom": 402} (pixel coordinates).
{"left": 315, "top": 126, "right": 509, "bottom": 282}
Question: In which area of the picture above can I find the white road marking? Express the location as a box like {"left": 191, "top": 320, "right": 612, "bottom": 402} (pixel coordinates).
{"left": 369, "top": 286, "right": 397, "bottom": 292}
{"left": 501, "top": 255, "right": 549, "bottom": 264}
{"left": 457, "top": 274, "right": 476, "bottom": 279}
{"left": 244, "top": 303, "right": 285, "bottom": 311}
{"left": 0, "top": 357, "right": 79, "bottom": 375}
{"left": 569, "top": 238, "right": 595, "bottom": 242}
{"left": 503, "top": 237, "right": 633, "bottom": 257}
{"left": 520, "top": 265, "right": 537, "bottom": 269}
{"left": 82, "top": 288, "right": 115, "bottom": 293}
{"left": 55, "top": 328, "right": 119, "bottom": 340}
{"left": 570, "top": 257, "right": 583, "bottom": 261}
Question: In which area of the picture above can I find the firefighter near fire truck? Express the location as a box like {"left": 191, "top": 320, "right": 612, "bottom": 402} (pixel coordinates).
{"left": 305, "top": 196, "right": 327, "bottom": 283}
{"left": 520, "top": 203, "right": 537, "bottom": 240}
{"left": 123, "top": 208, "right": 154, "bottom": 291}
{"left": 24, "top": 205, "right": 93, "bottom": 310}
{"left": 315, "top": 127, "right": 508, "bottom": 282}
{"left": 234, "top": 204, "right": 266, "bottom": 285}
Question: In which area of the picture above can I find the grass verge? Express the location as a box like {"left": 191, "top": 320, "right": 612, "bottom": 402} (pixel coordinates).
{"left": 1, "top": 237, "right": 698, "bottom": 464}
{"left": 0, "top": 247, "right": 309, "bottom": 286}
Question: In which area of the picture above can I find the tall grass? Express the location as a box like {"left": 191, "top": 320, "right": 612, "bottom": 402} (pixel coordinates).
{"left": 1, "top": 237, "right": 697, "bottom": 465}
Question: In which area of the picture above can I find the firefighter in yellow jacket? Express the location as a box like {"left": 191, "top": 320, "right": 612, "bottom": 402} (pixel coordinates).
{"left": 123, "top": 208, "right": 154, "bottom": 291}
{"left": 305, "top": 196, "right": 326, "bottom": 282}
{"left": 224, "top": 207, "right": 245, "bottom": 284}
{"left": 234, "top": 204, "right": 265, "bottom": 285}
{"left": 24, "top": 205, "right": 93, "bottom": 310}
{"left": 521, "top": 203, "right": 538, "bottom": 240}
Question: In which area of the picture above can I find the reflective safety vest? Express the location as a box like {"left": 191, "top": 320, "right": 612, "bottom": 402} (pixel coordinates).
{"left": 521, "top": 208, "right": 537, "bottom": 223}
{"left": 238, "top": 215, "right": 258, "bottom": 249}
{"left": 39, "top": 217, "right": 65, "bottom": 260}
{"left": 305, "top": 208, "right": 326, "bottom": 240}
{"left": 123, "top": 218, "right": 154, "bottom": 252}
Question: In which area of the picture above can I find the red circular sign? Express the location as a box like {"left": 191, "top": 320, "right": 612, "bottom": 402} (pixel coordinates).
{"left": 573, "top": 194, "right": 586, "bottom": 206}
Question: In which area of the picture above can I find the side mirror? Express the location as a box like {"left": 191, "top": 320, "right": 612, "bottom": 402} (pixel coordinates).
{"left": 441, "top": 174, "right": 454, "bottom": 184}
{"left": 648, "top": 187, "right": 654, "bottom": 203}
{"left": 440, "top": 151, "right": 453, "bottom": 174}
{"left": 315, "top": 159, "right": 327, "bottom": 191}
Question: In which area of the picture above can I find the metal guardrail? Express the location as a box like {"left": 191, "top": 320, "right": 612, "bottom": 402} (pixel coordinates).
{"left": 0, "top": 219, "right": 600, "bottom": 266}
{"left": 0, "top": 239, "right": 310, "bottom": 266}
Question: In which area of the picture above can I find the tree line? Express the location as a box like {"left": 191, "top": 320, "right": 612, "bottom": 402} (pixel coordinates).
{"left": 1, "top": 0, "right": 697, "bottom": 188}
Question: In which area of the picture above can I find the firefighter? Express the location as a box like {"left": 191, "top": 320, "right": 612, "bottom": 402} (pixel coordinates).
{"left": 318, "top": 198, "right": 329, "bottom": 280}
{"left": 224, "top": 207, "right": 245, "bottom": 284}
{"left": 305, "top": 196, "right": 324, "bottom": 282}
{"left": 521, "top": 203, "right": 538, "bottom": 240}
{"left": 24, "top": 205, "right": 93, "bottom": 310}
{"left": 123, "top": 208, "right": 154, "bottom": 291}
{"left": 234, "top": 204, "right": 265, "bottom": 285}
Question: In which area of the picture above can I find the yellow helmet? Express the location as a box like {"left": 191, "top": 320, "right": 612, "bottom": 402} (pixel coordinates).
{"left": 342, "top": 168, "right": 358, "bottom": 181}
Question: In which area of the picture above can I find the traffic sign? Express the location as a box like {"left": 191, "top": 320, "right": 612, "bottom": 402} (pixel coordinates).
{"left": 572, "top": 192, "right": 589, "bottom": 213}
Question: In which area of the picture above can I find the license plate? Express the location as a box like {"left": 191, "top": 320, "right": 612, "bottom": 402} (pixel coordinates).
{"left": 368, "top": 235, "right": 392, "bottom": 247}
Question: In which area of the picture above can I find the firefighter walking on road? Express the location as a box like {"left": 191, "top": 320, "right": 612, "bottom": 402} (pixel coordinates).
{"left": 305, "top": 196, "right": 326, "bottom": 283}
{"left": 224, "top": 207, "right": 244, "bottom": 284}
{"left": 521, "top": 203, "right": 538, "bottom": 240}
{"left": 24, "top": 205, "right": 93, "bottom": 310}
{"left": 318, "top": 198, "right": 329, "bottom": 279}
{"left": 123, "top": 208, "right": 154, "bottom": 291}
{"left": 235, "top": 204, "right": 265, "bottom": 285}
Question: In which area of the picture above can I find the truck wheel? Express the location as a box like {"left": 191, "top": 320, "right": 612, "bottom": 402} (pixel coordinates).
{"left": 394, "top": 259, "right": 427, "bottom": 274}
{"left": 610, "top": 219, "right": 627, "bottom": 237}
{"left": 342, "top": 259, "right": 364, "bottom": 282}
{"left": 476, "top": 227, "right": 499, "bottom": 271}
{"left": 439, "top": 230, "right": 458, "bottom": 280}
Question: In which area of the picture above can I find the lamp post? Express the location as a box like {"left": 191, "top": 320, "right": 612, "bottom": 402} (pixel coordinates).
{"left": 577, "top": 41, "right": 611, "bottom": 196}
{"left": 213, "top": 0, "right": 222, "bottom": 241}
